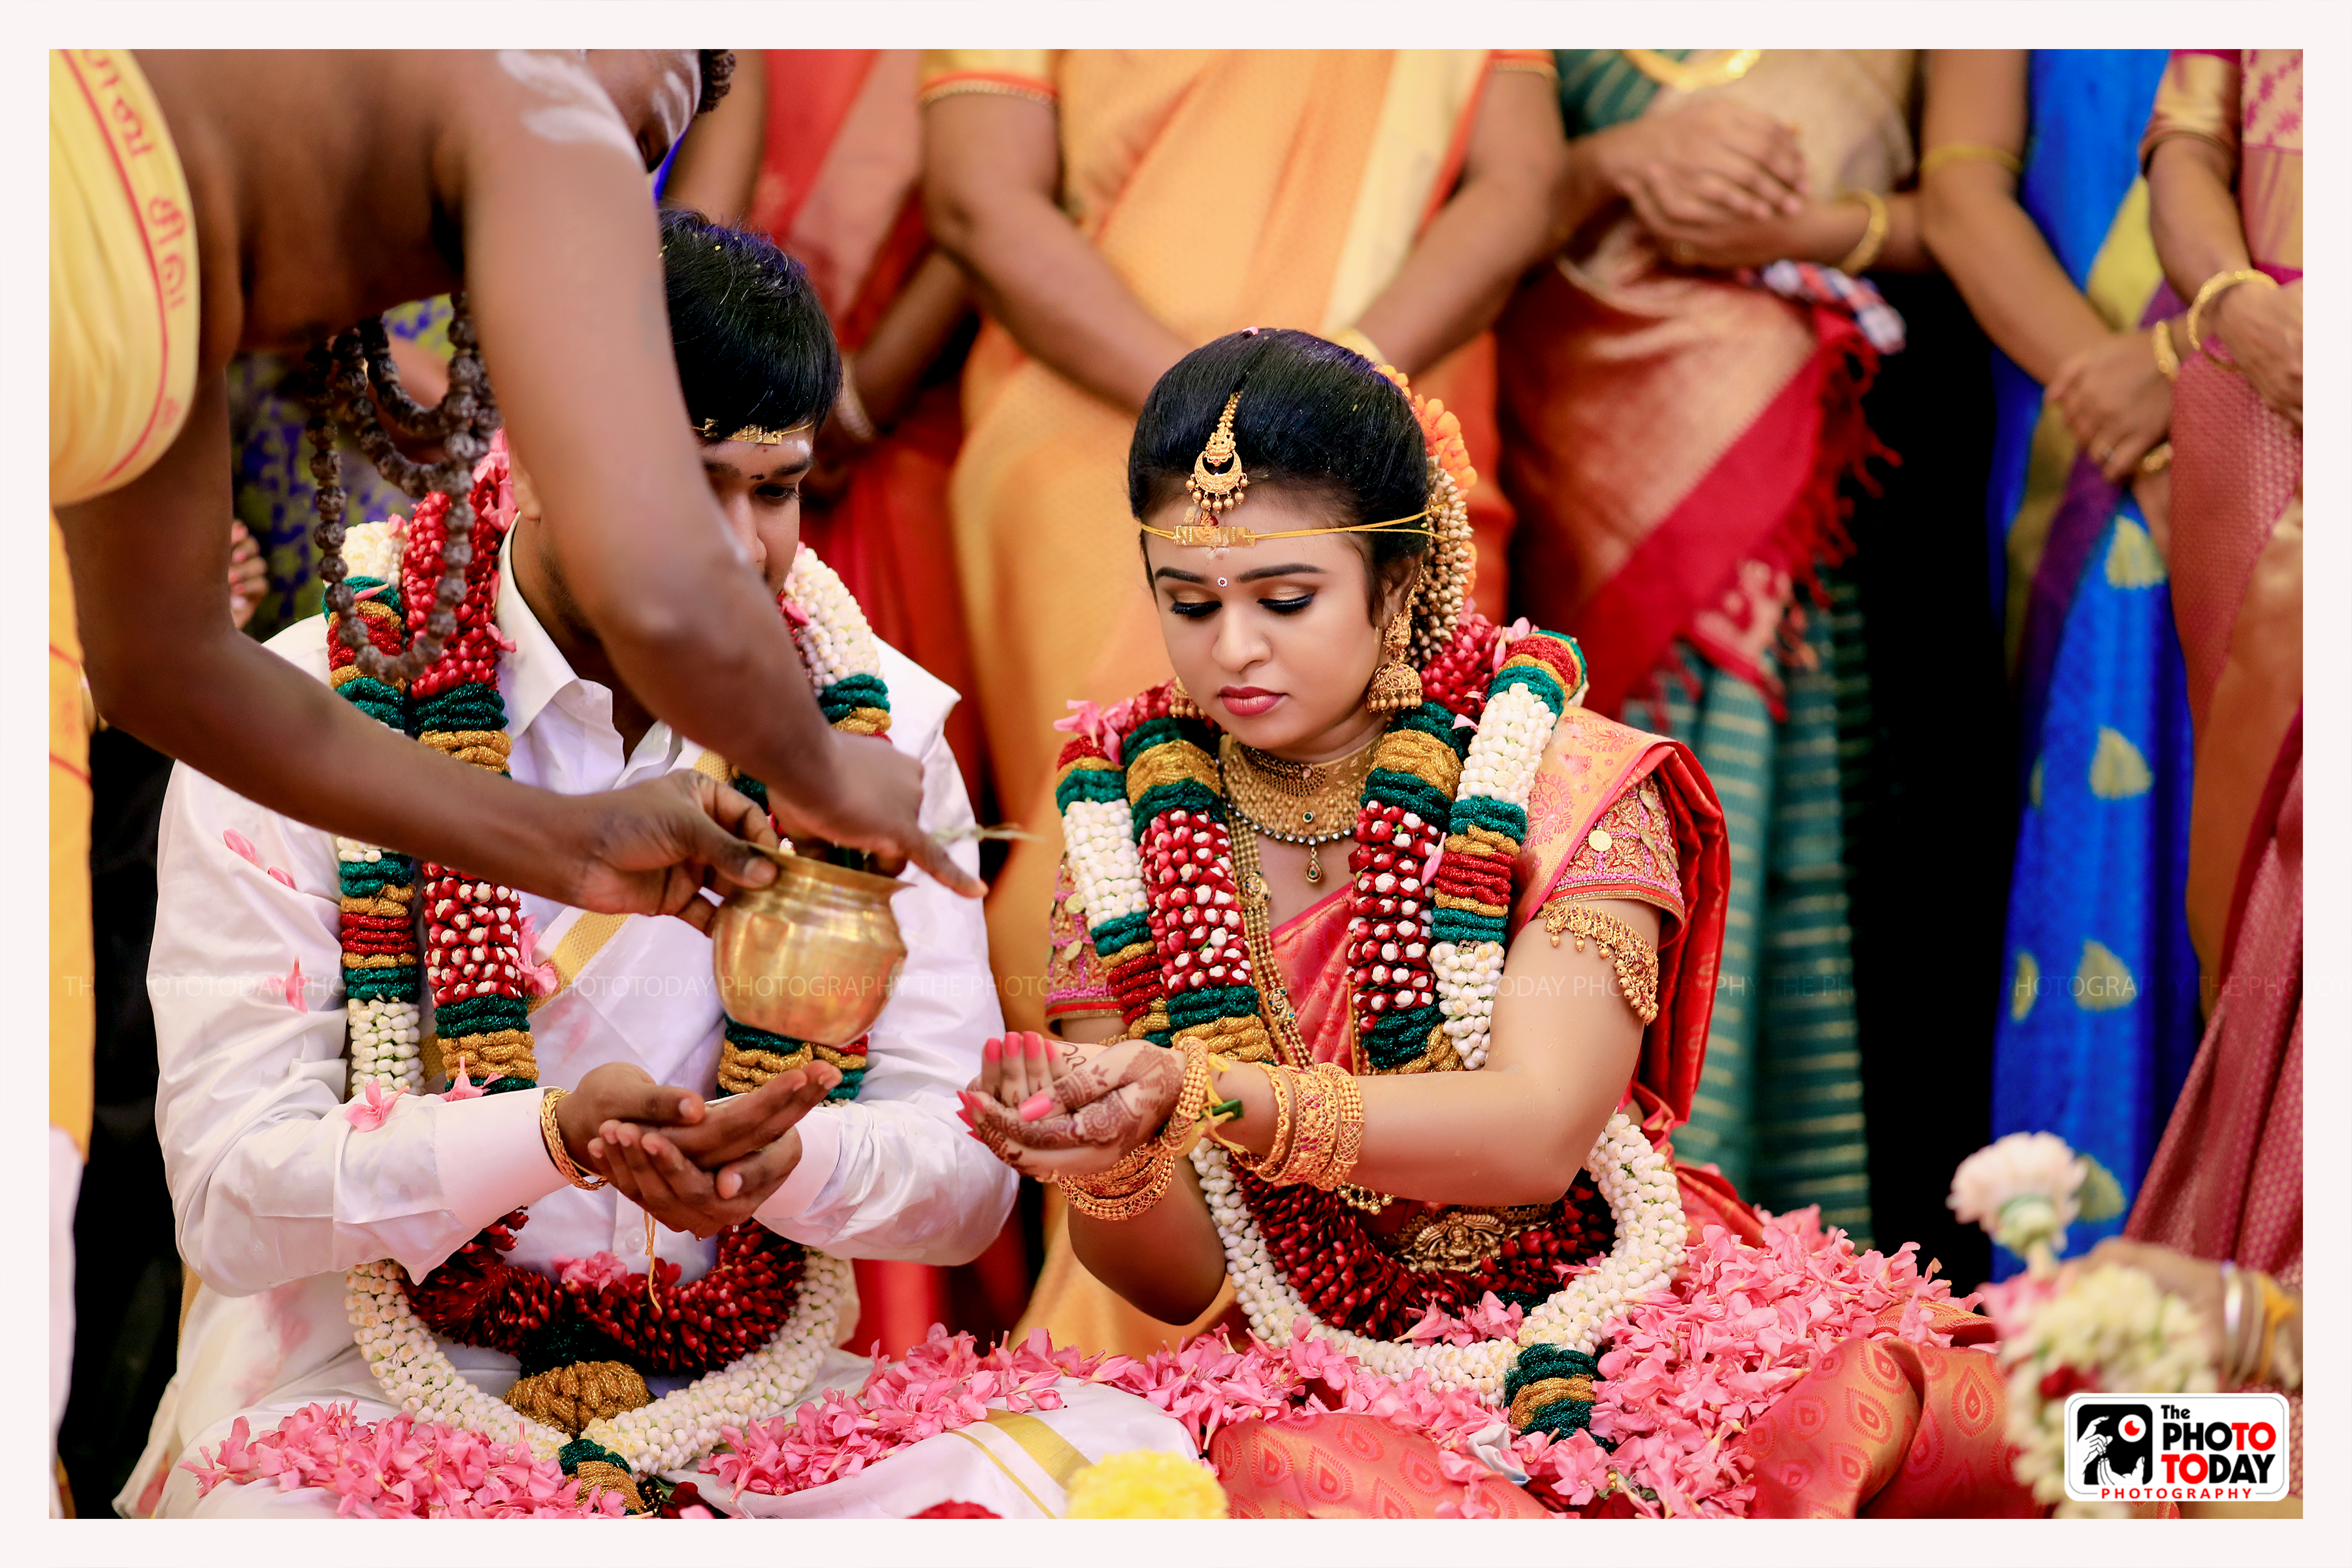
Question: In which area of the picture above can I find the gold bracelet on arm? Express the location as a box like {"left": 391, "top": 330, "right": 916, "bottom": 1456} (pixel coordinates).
{"left": 1835, "top": 189, "right": 1889, "bottom": 275}
{"left": 538, "top": 1086, "right": 609, "bottom": 1191}
{"left": 1541, "top": 899, "right": 1662, "bottom": 1024}
{"left": 1918, "top": 141, "right": 2025, "bottom": 179}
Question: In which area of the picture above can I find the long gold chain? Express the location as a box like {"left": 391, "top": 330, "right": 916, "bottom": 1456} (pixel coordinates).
{"left": 1227, "top": 816, "right": 1394, "bottom": 1213}
{"left": 1622, "top": 48, "right": 1763, "bottom": 93}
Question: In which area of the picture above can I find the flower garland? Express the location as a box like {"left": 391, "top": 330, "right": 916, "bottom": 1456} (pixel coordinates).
{"left": 1982, "top": 1266, "right": 2214, "bottom": 1515}
{"left": 1194, "top": 1109, "right": 1682, "bottom": 1394}
{"left": 272, "top": 450, "right": 898, "bottom": 1507}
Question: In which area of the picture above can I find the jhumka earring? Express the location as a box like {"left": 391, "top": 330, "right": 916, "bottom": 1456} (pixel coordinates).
{"left": 1364, "top": 606, "right": 1422, "bottom": 713}
{"left": 1169, "top": 677, "right": 1205, "bottom": 720}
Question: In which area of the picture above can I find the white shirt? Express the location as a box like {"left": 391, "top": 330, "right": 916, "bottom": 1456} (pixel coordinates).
{"left": 146, "top": 538, "right": 1011, "bottom": 1441}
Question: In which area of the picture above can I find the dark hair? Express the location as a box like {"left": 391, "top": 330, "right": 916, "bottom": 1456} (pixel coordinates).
{"left": 1128, "top": 329, "right": 1429, "bottom": 610}
{"left": 696, "top": 50, "right": 736, "bottom": 116}
{"left": 658, "top": 207, "right": 842, "bottom": 440}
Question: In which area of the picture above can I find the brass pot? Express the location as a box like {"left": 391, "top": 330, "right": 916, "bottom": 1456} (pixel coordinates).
{"left": 710, "top": 852, "right": 908, "bottom": 1045}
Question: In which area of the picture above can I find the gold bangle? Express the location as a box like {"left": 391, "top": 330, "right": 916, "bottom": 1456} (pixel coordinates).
{"left": 1918, "top": 141, "right": 2024, "bottom": 178}
{"left": 2184, "top": 267, "right": 2275, "bottom": 361}
{"left": 2151, "top": 318, "right": 2181, "bottom": 382}
{"left": 538, "top": 1087, "right": 609, "bottom": 1191}
{"left": 1835, "top": 189, "right": 1889, "bottom": 275}
{"left": 1149, "top": 1041, "right": 1217, "bottom": 1160}
{"left": 2137, "top": 442, "right": 2172, "bottom": 476}
{"left": 1058, "top": 1145, "right": 1177, "bottom": 1222}
{"left": 1237, "top": 1060, "right": 1296, "bottom": 1181}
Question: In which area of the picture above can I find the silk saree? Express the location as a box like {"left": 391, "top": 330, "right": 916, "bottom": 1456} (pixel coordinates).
{"left": 1986, "top": 50, "right": 2200, "bottom": 1276}
{"left": 1498, "top": 49, "right": 1918, "bottom": 1239}
{"left": 2125, "top": 42, "right": 2301, "bottom": 1429}
{"left": 923, "top": 48, "right": 1535, "bottom": 1041}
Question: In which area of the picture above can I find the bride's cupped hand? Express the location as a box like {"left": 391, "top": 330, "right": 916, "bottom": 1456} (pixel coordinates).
{"left": 958, "top": 1033, "right": 1184, "bottom": 1180}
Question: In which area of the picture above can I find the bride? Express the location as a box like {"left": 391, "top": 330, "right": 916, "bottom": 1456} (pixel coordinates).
{"left": 964, "top": 329, "right": 2013, "bottom": 1518}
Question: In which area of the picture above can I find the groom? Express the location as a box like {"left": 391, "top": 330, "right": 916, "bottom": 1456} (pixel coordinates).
{"left": 128, "top": 214, "right": 1011, "bottom": 1516}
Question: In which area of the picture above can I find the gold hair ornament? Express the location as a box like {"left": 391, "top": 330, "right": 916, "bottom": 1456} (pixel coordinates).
{"left": 1147, "top": 389, "right": 1437, "bottom": 556}
{"left": 694, "top": 417, "right": 815, "bottom": 446}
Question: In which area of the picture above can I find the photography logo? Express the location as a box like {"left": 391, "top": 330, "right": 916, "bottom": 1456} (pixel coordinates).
{"left": 2063, "top": 1392, "right": 2291, "bottom": 1504}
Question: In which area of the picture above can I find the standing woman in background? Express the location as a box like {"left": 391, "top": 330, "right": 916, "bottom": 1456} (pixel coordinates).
{"left": 2125, "top": 49, "right": 2301, "bottom": 1400}
{"left": 1919, "top": 50, "right": 2199, "bottom": 1273}
{"left": 1496, "top": 50, "right": 1931, "bottom": 1241}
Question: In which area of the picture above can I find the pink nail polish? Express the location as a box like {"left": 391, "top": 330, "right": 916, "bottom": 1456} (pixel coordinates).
{"left": 1019, "top": 1090, "right": 1054, "bottom": 1121}
{"left": 983, "top": 1039, "right": 1001, "bottom": 1064}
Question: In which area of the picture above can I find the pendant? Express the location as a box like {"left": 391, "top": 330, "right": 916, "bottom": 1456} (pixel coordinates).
{"left": 1306, "top": 843, "right": 1322, "bottom": 883}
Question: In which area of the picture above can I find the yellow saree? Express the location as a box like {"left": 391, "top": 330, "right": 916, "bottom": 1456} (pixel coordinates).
{"left": 50, "top": 46, "right": 203, "bottom": 1157}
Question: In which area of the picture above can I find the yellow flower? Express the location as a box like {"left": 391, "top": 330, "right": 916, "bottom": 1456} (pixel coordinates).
{"left": 1064, "top": 1449, "right": 1228, "bottom": 1519}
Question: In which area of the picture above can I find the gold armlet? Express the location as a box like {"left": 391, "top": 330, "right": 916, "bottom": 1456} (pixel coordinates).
{"left": 1541, "top": 900, "right": 1661, "bottom": 1024}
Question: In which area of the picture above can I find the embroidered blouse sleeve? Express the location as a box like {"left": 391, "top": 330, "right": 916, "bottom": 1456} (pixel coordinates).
{"left": 1541, "top": 774, "right": 1685, "bottom": 924}
{"left": 148, "top": 762, "right": 564, "bottom": 1298}
{"left": 1043, "top": 852, "right": 1121, "bottom": 1034}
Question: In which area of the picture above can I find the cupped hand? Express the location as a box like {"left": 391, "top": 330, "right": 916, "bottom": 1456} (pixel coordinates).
{"left": 595, "top": 1060, "right": 840, "bottom": 1173}
{"left": 554, "top": 1060, "right": 709, "bottom": 1173}
{"left": 2214, "top": 280, "right": 2301, "bottom": 428}
{"left": 2047, "top": 329, "right": 2172, "bottom": 483}
{"left": 764, "top": 730, "right": 985, "bottom": 898}
{"left": 585, "top": 1064, "right": 839, "bottom": 1238}
{"left": 562, "top": 770, "right": 781, "bottom": 930}
{"left": 958, "top": 1034, "right": 1184, "bottom": 1179}
{"left": 1601, "top": 97, "right": 1809, "bottom": 233}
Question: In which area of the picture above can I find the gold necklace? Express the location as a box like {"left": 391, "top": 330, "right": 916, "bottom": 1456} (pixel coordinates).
{"left": 1622, "top": 48, "right": 1763, "bottom": 94}
{"left": 1218, "top": 733, "right": 1377, "bottom": 886}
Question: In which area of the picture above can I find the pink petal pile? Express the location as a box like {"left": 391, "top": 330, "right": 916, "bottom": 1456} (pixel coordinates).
{"left": 1568, "top": 1205, "right": 1976, "bottom": 1518}
{"left": 182, "top": 1403, "right": 625, "bottom": 1518}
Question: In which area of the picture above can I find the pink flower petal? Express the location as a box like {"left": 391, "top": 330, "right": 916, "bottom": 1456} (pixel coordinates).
{"left": 223, "top": 829, "right": 260, "bottom": 866}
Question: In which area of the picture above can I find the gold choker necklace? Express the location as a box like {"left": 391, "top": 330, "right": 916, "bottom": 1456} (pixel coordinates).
{"left": 1218, "top": 733, "right": 1379, "bottom": 885}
